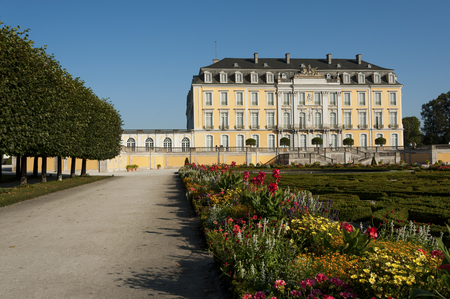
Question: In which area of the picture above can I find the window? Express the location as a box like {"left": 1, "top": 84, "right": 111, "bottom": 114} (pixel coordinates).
{"left": 127, "top": 138, "right": 136, "bottom": 151}
{"left": 389, "top": 93, "right": 397, "bottom": 105}
{"left": 235, "top": 72, "right": 243, "bottom": 83}
{"left": 267, "top": 112, "right": 275, "bottom": 128}
{"left": 330, "top": 112, "right": 337, "bottom": 127}
{"left": 236, "top": 135, "right": 244, "bottom": 149}
{"left": 343, "top": 93, "right": 351, "bottom": 106}
{"left": 205, "top": 112, "right": 213, "bottom": 129}
{"left": 267, "top": 92, "right": 274, "bottom": 106}
{"left": 391, "top": 133, "right": 398, "bottom": 147}
{"left": 344, "top": 112, "right": 352, "bottom": 127}
{"left": 251, "top": 134, "right": 260, "bottom": 147}
{"left": 388, "top": 74, "right": 395, "bottom": 84}
{"left": 205, "top": 92, "right": 212, "bottom": 106}
{"left": 314, "top": 92, "right": 321, "bottom": 105}
{"left": 220, "top": 112, "right": 228, "bottom": 128}
{"left": 221, "top": 135, "right": 229, "bottom": 148}
{"left": 315, "top": 134, "right": 323, "bottom": 147}
{"left": 266, "top": 72, "right": 274, "bottom": 83}
{"left": 374, "top": 73, "right": 381, "bottom": 83}
{"left": 374, "top": 92, "right": 382, "bottom": 106}
{"left": 283, "top": 93, "right": 290, "bottom": 105}
{"left": 358, "top": 73, "right": 365, "bottom": 84}
{"left": 343, "top": 73, "right": 350, "bottom": 83}
{"left": 251, "top": 112, "right": 259, "bottom": 128}
{"left": 236, "top": 91, "right": 243, "bottom": 106}
{"left": 281, "top": 73, "right": 287, "bottom": 79}
{"left": 268, "top": 134, "right": 276, "bottom": 148}
{"left": 360, "top": 134, "right": 368, "bottom": 148}
{"left": 358, "top": 92, "right": 366, "bottom": 106}
{"left": 314, "top": 112, "right": 322, "bottom": 128}
{"left": 251, "top": 72, "right": 258, "bottom": 83}
{"left": 145, "top": 137, "right": 154, "bottom": 150}
{"left": 251, "top": 92, "right": 258, "bottom": 106}
{"left": 374, "top": 112, "right": 382, "bottom": 128}
{"left": 345, "top": 133, "right": 352, "bottom": 139}
{"left": 220, "top": 72, "right": 227, "bottom": 83}
{"left": 163, "top": 137, "right": 172, "bottom": 148}
{"left": 358, "top": 111, "right": 367, "bottom": 127}
{"left": 329, "top": 93, "right": 337, "bottom": 105}
{"left": 204, "top": 72, "right": 212, "bottom": 83}
{"left": 375, "top": 133, "right": 383, "bottom": 147}
{"left": 181, "top": 137, "right": 190, "bottom": 152}
{"left": 299, "top": 112, "right": 306, "bottom": 128}
{"left": 389, "top": 111, "right": 397, "bottom": 127}
{"left": 298, "top": 92, "right": 305, "bottom": 105}
{"left": 299, "top": 134, "right": 307, "bottom": 148}
{"left": 220, "top": 92, "right": 228, "bottom": 106}
{"left": 283, "top": 111, "right": 290, "bottom": 128}
{"left": 206, "top": 135, "right": 213, "bottom": 148}
{"left": 331, "top": 134, "right": 337, "bottom": 148}
{"left": 236, "top": 112, "right": 244, "bottom": 129}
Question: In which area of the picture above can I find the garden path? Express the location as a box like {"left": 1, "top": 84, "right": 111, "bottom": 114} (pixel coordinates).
{"left": 0, "top": 169, "right": 226, "bottom": 298}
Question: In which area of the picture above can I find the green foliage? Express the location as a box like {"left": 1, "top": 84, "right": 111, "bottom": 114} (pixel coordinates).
{"left": 343, "top": 138, "right": 354, "bottom": 146}
{"left": 375, "top": 137, "right": 387, "bottom": 146}
{"left": 241, "top": 188, "right": 284, "bottom": 220}
{"left": 311, "top": 137, "right": 323, "bottom": 147}
{"left": 371, "top": 157, "right": 377, "bottom": 166}
{"left": 403, "top": 116, "right": 423, "bottom": 146}
{"left": 280, "top": 137, "right": 290, "bottom": 147}
{"left": 245, "top": 138, "right": 256, "bottom": 146}
{"left": 421, "top": 91, "right": 450, "bottom": 145}
{"left": 325, "top": 227, "right": 374, "bottom": 257}
{"left": 184, "top": 157, "right": 189, "bottom": 165}
{"left": 215, "top": 171, "right": 243, "bottom": 191}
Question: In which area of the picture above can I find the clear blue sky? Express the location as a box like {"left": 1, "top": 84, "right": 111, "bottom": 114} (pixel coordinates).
{"left": 1, "top": 0, "right": 449, "bottom": 129}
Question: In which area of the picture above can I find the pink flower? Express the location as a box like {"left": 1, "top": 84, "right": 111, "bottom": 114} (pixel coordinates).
{"left": 366, "top": 227, "right": 378, "bottom": 239}
{"left": 289, "top": 290, "right": 302, "bottom": 297}
{"left": 254, "top": 291, "right": 266, "bottom": 299}
{"left": 243, "top": 171, "right": 250, "bottom": 181}
{"left": 431, "top": 250, "right": 445, "bottom": 259}
{"left": 268, "top": 183, "right": 278, "bottom": 194}
{"left": 323, "top": 295, "right": 335, "bottom": 299}
{"left": 417, "top": 248, "right": 427, "bottom": 256}
{"left": 242, "top": 294, "right": 252, "bottom": 299}
{"left": 274, "top": 279, "right": 286, "bottom": 289}
{"left": 314, "top": 273, "right": 328, "bottom": 283}
{"left": 341, "top": 223, "right": 354, "bottom": 233}
{"left": 233, "top": 224, "right": 241, "bottom": 235}
{"left": 300, "top": 278, "right": 316, "bottom": 289}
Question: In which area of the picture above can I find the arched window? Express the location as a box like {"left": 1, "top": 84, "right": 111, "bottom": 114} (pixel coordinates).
{"left": 360, "top": 134, "right": 368, "bottom": 148}
{"left": 375, "top": 133, "right": 383, "bottom": 147}
{"left": 314, "top": 112, "right": 322, "bottom": 128}
{"left": 221, "top": 135, "right": 229, "bottom": 148}
{"left": 236, "top": 134, "right": 244, "bottom": 151}
{"left": 251, "top": 134, "right": 259, "bottom": 147}
{"left": 330, "top": 112, "right": 337, "bottom": 127}
{"left": 145, "top": 137, "right": 154, "bottom": 151}
{"left": 268, "top": 134, "right": 276, "bottom": 148}
{"left": 331, "top": 134, "right": 337, "bottom": 148}
{"left": 127, "top": 138, "right": 136, "bottom": 152}
{"left": 299, "top": 134, "right": 307, "bottom": 148}
{"left": 181, "top": 137, "right": 190, "bottom": 152}
{"left": 206, "top": 135, "right": 214, "bottom": 151}
{"left": 283, "top": 111, "right": 291, "bottom": 128}
{"left": 315, "top": 134, "right": 323, "bottom": 147}
{"left": 163, "top": 137, "right": 172, "bottom": 151}
{"left": 299, "top": 112, "right": 306, "bottom": 128}
{"left": 391, "top": 133, "right": 398, "bottom": 147}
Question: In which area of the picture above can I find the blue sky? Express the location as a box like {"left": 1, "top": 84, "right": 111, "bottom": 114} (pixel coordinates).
{"left": 1, "top": 0, "right": 449, "bottom": 129}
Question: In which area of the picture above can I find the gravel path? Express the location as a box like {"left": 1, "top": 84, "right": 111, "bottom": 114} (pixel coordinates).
{"left": 0, "top": 169, "right": 226, "bottom": 299}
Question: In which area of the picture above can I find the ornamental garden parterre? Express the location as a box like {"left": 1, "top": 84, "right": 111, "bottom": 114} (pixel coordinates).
{"left": 179, "top": 163, "right": 450, "bottom": 299}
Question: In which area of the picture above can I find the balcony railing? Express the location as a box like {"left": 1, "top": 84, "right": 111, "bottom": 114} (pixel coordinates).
{"left": 389, "top": 124, "right": 399, "bottom": 129}
{"left": 358, "top": 124, "right": 368, "bottom": 129}
{"left": 374, "top": 124, "right": 384, "bottom": 129}
{"left": 219, "top": 125, "right": 229, "bottom": 130}
{"left": 342, "top": 124, "right": 353, "bottom": 129}
{"left": 249, "top": 125, "right": 260, "bottom": 130}
{"left": 204, "top": 125, "right": 214, "bottom": 130}
{"left": 235, "top": 125, "right": 245, "bottom": 130}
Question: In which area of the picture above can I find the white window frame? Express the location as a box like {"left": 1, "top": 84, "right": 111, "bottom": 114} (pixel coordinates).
{"left": 250, "top": 72, "right": 258, "bottom": 83}
{"left": 391, "top": 133, "right": 399, "bottom": 147}
{"left": 389, "top": 92, "right": 397, "bottom": 106}
{"left": 388, "top": 73, "right": 395, "bottom": 84}
{"left": 329, "top": 111, "right": 337, "bottom": 127}
{"left": 266, "top": 72, "right": 274, "bottom": 83}
{"left": 236, "top": 134, "right": 245, "bottom": 149}
{"left": 343, "top": 73, "right": 350, "bottom": 84}
{"left": 266, "top": 92, "right": 275, "bottom": 106}
{"left": 360, "top": 133, "right": 368, "bottom": 148}
{"left": 267, "top": 134, "right": 276, "bottom": 148}
{"left": 251, "top": 92, "right": 259, "bottom": 106}
{"left": 373, "top": 73, "right": 381, "bottom": 84}
{"left": 283, "top": 111, "right": 291, "bottom": 128}
{"left": 127, "top": 138, "right": 136, "bottom": 150}
{"left": 250, "top": 112, "right": 259, "bottom": 128}
{"left": 235, "top": 72, "right": 243, "bottom": 83}
{"left": 299, "top": 134, "right": 307, "bottom": 148}
{"left": 298, "top": 92, "right": 306, "bottom": 105}
{"left": 204, "top": 72, "right": 212, "bottom": 83}
{"left": 299, "top": 112, "right": 306, "bottom": 128}
{"left": 374, "top": 92, "right": 382, "bottom": 106}
{"left": 220, "top": 72, "right": 227, "bottom": 83}
{"left": 314, "top": 92, "right": 321, "bottom": 105}
{"left": 283, "top": 93, "right": 290, "bottom": 105}
{"left": 220, "top": 91, "right": 228, "bottom": 106}
{"left": 220, "top": 134, "right": 229, "bottom": 148}
{"left": 204, "top": 112, "right": 213, "bottom": 129}
{"left": 358, "top": 92, "right": 366, "bottom": 106}
{"left": 145, "top": 137, "right": 154, "bottom": 150}
{"left": 181, "top": 137, "right": 190, "bottom": 151}
{"left": 358, "top": 111, "right": 367, "bottom": 127}
{"left": 235, "top": 111, "right": 244, "bottom": 129}
{"left": 163, "top": 137, "right": 172, "bottom": 148}
{"left": 374, "top": 111, "right": 383, "bottom": 128}
{"left": 358, "top": 73, "right": 365, "bottom": 84}
{"left": 204, "top": 92, "right": 213, "bottom": 106}
{"left": 314, "top": 112, "right": 322, "bottom": 128}
{"left": 344, "top": 111, "right": 352, "bottom": 127}
{"left": 205, "top": 135, "right": 214, "bottom": 148}
{"left": 220, "top": 112, "right": 229, "bottom": 128}
{"left": 389, "top": 111, "right": 398, "bottom": 127}
{"left": 266, "top": 111, "right": 275, "bottom": 128}
{"left": 343, "top": 92, "right": 351, "bottom": 106}
{"left": 235, "top": 91, "right": 244, "bottom": 106}
{"left": 329, "top": 93, "right": 337, "bottom": 105}
{"left": 251, "top": 134, "right": 260, "bottom": 147}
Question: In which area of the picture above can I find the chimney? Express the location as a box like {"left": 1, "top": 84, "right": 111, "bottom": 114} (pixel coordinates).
{"left": 254, "top": 52, "right": 258, "bottom": 64}
{"left": 356, "top": 54, "right": 361, "bottom": 65}
{"left": 212, "top": 59, "right": 219, "bottom": 64}
{"left": 285, "top": 53, "right": 290, "bottom": 64}
{"left": 327, "top": 53, "right": 332, "bottom": 65}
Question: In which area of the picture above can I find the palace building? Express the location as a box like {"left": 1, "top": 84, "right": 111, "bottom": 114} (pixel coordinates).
{"left": 186, "top": 53, "right": 403, "bottom": 149}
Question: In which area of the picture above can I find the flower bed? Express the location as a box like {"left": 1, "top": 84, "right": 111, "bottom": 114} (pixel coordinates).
{"left": 180, "top": 163, "right": 450, "bottom": 299}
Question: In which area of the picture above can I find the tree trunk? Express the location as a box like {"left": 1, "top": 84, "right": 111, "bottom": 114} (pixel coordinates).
{"left": 57, "top": 157, "right": 62, "bottom": 181}
{"left": 33, "top": 156, "right": 39, "bottom": 178}
{"left": 81, "top": 159, "right": 87, "bottom": 176}
{"left": 15, "top": 154, "right": 21, "bottom": 180}
{"left": 41, "top": 156, "right": 47, "bottom": 183}
{"left": 70, "top": 157, "right": 76, "bottom": 178}
{"left": 20, "top": 155, "right": 27, "bottom": 185}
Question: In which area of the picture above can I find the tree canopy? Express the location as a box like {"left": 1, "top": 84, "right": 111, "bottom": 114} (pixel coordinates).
{"left": 280, "top": 137, "right": 290, "bottom": 147}
{"left": 402, "top": 116, "right": 422, "bottom": 146}
{"left": 0, "top": 21, "right": 123, "bottom": 167}
{"left": 421, "top": 91, "right": 450, "bottom": 144}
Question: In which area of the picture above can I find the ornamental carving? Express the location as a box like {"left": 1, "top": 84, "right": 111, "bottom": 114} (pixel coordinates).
{"left": 295, "top": 64, "right": 324, "bottom": 78}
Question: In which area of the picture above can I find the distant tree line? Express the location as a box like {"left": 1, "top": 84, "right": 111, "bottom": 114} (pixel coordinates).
{"left": 0, "top": 22, "right": 123, "bottom": 184}
{"left": 403, "top": 91, "right": 450, "bottom": 146}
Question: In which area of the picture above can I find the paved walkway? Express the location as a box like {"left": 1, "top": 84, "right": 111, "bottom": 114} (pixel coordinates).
{"left": 0, "top": 169, "right": 226, "bottom": 298}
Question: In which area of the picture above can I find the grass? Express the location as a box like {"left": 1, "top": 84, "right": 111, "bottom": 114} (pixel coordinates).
{"left": 0, "top": 175, "right": 112, "bottom": 207}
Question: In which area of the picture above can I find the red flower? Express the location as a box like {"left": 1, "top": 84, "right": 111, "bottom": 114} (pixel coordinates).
{"left": 366, "top": 227, "right": 378, "bottom": 239}
{"left": 341, "top": 222, "right": 354, "bottom": 233}
{"left": 268, "top": 183, "right": 278, "bottom": 194}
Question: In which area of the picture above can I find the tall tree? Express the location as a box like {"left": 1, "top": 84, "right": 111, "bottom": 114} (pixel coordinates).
{"left": 421, "top": 91, "right": 450, "bottom": 144}
{"left": 402, "top": 116, "right": 422, "bottom": 146}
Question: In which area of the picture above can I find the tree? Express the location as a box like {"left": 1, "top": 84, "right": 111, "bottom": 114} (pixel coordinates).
{"left": 245, "top": 138, "right": 256, "bottom": 147}
{"left": 421, "top": 91, "right": 450, "bottom": 144}
{"left": 311, "top": 137, "right": 323, "bottom": 147}
{"left": 402, "top": 116, "right": 422, "bottom": 146}
{"left": 375, "top": 137, "right": 386, "bottom": 146}
{"left": 280, "top": 137, "right": 290, "bottom": 147}
{"left": 343, "top": 138, "right": 354, "bottom": 147}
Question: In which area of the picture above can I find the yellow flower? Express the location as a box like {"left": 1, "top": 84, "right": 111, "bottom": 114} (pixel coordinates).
{"left": 351, "top": 274, "right": 358, "bottom": 279}
{"left": 363, "top": 269, "right": 370, "bottom": 273}
{"left": 369, "top": 277, "right": 376, "bottom": 284}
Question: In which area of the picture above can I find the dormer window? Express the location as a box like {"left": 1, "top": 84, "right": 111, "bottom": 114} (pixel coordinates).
{"left": 220, "top": 72, "right": 227, "bottom": 83}
{"left": 358, "top": 73, "right": 365, "bottom": 84}
{"left": 204, "top": 72, "right": 212, "bottom": 83}
{"left": 235, "top": 72, "right": 243, "bottom": 83}
{"left": 337, "top": 64, "right": 341, "bottom": 68}
{"left": 388, "top": 73, "right": 395, "bottom": 84}
{"left": 300, "top": 64, "right": 305, "bottom": 68}
{"left": 326, "top": 73, "right": 332, "bottom": 79}
{"left": 263, "top": 63, "right": 269, "bottom": 67}
{"left": 233, "top": 63, "right": 239, "bottom": 67}
{"left": 250, "top": 72, "right": 258, "bottom": 83}
{"left": 343, "top": 73, "right": 350, "bottom": 84}
{"left": 373, "top": 73, "right": 381, "bottom": 84}
{"left": 281, "top": 73, "right": 287, "bottom": 79}
{"left": 266, "top": 72, "right": 274, "bottom": 83}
